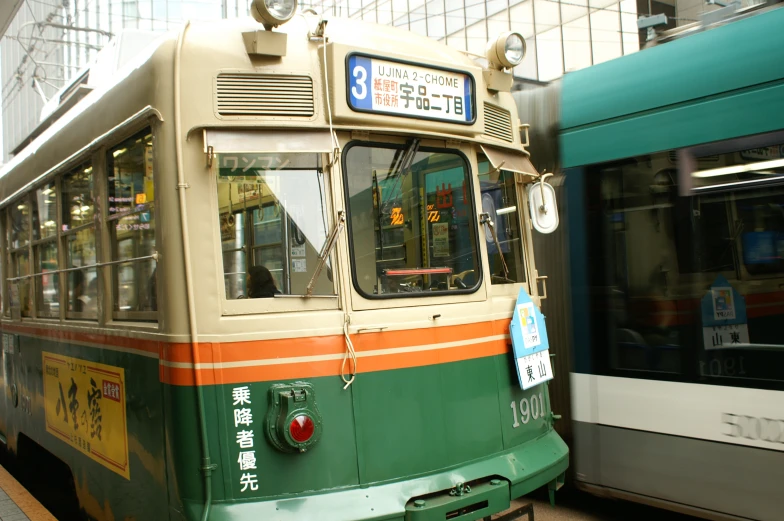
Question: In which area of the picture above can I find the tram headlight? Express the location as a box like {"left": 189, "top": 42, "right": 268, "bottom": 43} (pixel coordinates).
{"left": 487, "top": 32, "right": 526, "bottom": 70}
{"left": 266, "top": 382, "right": 323, "bottom": 453}
{"left": 251, "top": 0, "right": 298, "bottom": 29}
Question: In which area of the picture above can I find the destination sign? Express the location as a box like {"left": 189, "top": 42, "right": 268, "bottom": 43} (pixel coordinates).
{"left": 347, "top": 54, "right": 474, "bottom": 124}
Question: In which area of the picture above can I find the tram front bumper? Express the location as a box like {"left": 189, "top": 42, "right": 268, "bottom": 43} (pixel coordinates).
{"left": 185, "top": 429, "right": 568, "bottom": 521}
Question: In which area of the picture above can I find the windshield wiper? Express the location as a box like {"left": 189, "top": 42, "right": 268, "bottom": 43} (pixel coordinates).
{"left": 479, "top": 212, "right": 511, "bottom": 281}
{"left": 394, "top": 137, "right": 420, "bottom": 178}
{"left": 379, "top": 138, "right": 420, "bottom": 216}
{"left": 305, "top": 210, "right": 346, "bottom": 297}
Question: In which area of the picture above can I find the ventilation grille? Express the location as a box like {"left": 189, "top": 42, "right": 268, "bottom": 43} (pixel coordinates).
{"left": 216, "top": 74, "right": 314, "bottom": 117}
{"left": 484, "top": 103, "right": 514, "bottom": 142}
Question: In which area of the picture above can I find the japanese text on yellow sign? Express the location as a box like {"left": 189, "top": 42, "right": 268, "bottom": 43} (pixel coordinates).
{"left": 43, "top": 353, "right": 129, "bottom": 479}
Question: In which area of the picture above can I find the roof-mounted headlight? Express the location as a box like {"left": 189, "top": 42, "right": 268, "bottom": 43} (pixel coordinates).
{"left": 251, "top": 0, "right": 298, "bottom": 30}
{"left": 486, "top": 32, "right": 526, "bottom": 70}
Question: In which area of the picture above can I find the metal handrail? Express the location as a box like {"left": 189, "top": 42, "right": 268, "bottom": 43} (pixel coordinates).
{"left": 6, "top": 252, "right": 159, "bottom": 282}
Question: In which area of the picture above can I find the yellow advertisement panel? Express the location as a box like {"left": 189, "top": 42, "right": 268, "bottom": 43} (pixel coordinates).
{"left": 42, "top": 352, "right": 130, "bottom": 479}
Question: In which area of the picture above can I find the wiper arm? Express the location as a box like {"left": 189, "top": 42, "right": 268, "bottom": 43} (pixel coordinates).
{"left": 396, "top": 138, "right": 420, "bottom": 177}
{"left": 479, "top": 212, "right": 510, "bottom": 280}
{"left": 380, "top": 138, "right": 420, "bottom": 216}
{"left": 306, "top": 210, "right": 346, "bottom": 297}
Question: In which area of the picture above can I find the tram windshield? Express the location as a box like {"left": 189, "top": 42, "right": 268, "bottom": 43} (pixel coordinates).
{"left": 344, "top": 142, "right": 480, "bottom": 296}
{"left": 214, "top": 152, "right": 333, "bottom": 299}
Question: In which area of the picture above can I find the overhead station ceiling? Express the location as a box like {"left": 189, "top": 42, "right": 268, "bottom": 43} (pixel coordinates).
{"left": 0, "top": 0, "right": 24, "bottom": 40}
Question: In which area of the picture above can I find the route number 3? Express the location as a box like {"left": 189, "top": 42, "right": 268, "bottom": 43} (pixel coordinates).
{"left": 510, "top": 392, "right": 544, "bottom": 428}
{"left": 351, "top": 65, "right": 367, "bottom": 100}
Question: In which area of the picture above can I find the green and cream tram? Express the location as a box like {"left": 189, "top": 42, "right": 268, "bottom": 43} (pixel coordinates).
{"left": 0, "top": 2, "right": 567, "bottom": 520}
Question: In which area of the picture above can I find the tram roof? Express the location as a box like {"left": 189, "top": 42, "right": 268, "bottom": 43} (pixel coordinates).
{"left": 559, "top": 5, "right": 784, "bottom": 167}
{"left": 0, "top": 15, "right": 485, "bottom": 194}
{"left": 560, "top": 5, "right": 784, "bottom": 132}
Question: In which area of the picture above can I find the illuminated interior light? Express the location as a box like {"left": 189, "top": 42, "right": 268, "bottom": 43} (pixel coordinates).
{"left": 42, "top": 188, "right": 52, "bottom": 195}
{"left": 81, "top": 205, "right": 91, "bottom": 212}
{"left": 112, "top": 148, "right": 128, "bottom": 158}
{"left": 691, "top": 158, "right": 784, "bottom": 178}
{"left": 692, "top": 176, "right": 783, "bottom": 192}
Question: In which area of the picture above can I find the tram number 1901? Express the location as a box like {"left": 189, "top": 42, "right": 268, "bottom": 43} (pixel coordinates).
{"left": 510, "top": 392, "right": 545, "bottom": 428}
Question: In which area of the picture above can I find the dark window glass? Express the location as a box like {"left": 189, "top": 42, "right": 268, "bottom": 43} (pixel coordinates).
{"left": 581, "top": 144, "right": 784, "bottom": 391}
{"left": 477, "top": 156, "right": 526, "bottom": 284}
{"left": 345, "top": 143, "right": 480, "bottom": 296}
{"left": 107, "top": 129, "right": 157, "bottom": 316}
{"left": 62, "top": 163, "right": 98, "bottom": 319}
{"left": 9, "top": 201, "right": 30, "bottom": 250}
{"left": 214, "top": 152, "right": 333, "bottom": 299}
{"left": 32, "top": 182, "right": 59, "bottom": 318}
{"left": 8, "top": 201, "right": 31, "bottom": 317}
{"left": 62, "top": 164, "right": 95, "bottom": 231}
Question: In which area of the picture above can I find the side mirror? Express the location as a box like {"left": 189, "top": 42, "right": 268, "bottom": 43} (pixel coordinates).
{"left": 528, "top": 174, "right": 559, "bottom": 234}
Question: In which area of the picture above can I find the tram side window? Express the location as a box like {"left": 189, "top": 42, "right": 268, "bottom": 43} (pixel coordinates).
{"left": 477, "top": 155, "right": 526, "bottom": 284}
{"left": 32, "top": 182, "right": 59, "bottom": 318}
{"left": 582, "top": 139, "right": 784, "bottom": 390}
{"left": 107, "top": 129, "right": 157, "bottom": 318}
{"left": 8, "top": 200, "right": 31, "bottom": 317}
{"left": 344, "top": 143, "right": 481, "bottom": 297}
{"left": 63, "top": 164, "right": 97, "bottom": 318}
{"left": 214, "top": 152, "right": 333, "bottom": 299}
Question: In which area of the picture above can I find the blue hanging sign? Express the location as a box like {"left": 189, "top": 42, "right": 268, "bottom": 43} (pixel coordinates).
{"left": 700, "top": 275, "right": 749, "bottom": 350}
{"left": 510, "top": 288, "right": 553, "bottom": 390}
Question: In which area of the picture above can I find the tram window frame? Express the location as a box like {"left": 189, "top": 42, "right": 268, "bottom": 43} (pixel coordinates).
{"left": 342, "top": 140, "right": 483, "bottom": 300}
{"left": 212, "top": 150, "right": 339, "bottom": 313}
{"left": 7, "top": 197, "right": 32, "bottom": 318}
{"left": 62, "top": 162, "right": 98, "bottom": 320}
{"left": 32, "top": 180, "right": 60, "bottom": 319}
{"left": 106, "top": 128, "right": 158, "bottom": 322}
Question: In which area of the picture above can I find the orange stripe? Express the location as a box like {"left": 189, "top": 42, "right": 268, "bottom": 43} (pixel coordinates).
{"left": 1, "top": 319, "right": 514, "bottom": 386}
{"left": 160, "top": 337, "right": 511, "bottom": 386}
{"left": 163, "top": 335, "right": 347, "bottom": 365}
{"left": 2, "top": 322, "right": 162, "bottom": 356}
{"left": 161, "top": 319, "right": 511, "bottom": 365}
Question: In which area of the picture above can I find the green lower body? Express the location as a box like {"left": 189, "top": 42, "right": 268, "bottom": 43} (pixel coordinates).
{"left": 183, "top": 429, "right": 568, "bottom": 521}
{"left": 0, "top": 329, "right": 568, "bottom": 521}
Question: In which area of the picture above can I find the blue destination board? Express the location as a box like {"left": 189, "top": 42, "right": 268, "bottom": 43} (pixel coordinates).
{"left": 347, "top": 54, "right": 474, "bottom": 124}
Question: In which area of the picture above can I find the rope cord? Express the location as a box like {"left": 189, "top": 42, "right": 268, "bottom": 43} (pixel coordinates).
{"left": 319, "top": 20, "right": 355, "bottom": 389}
{"left": 341, "top": 315, "right": 358, "bottom": 389}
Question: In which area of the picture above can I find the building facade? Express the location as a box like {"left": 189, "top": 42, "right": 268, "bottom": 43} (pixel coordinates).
{"left": 0, "top": 0, "right": 758, "bottom": 162}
